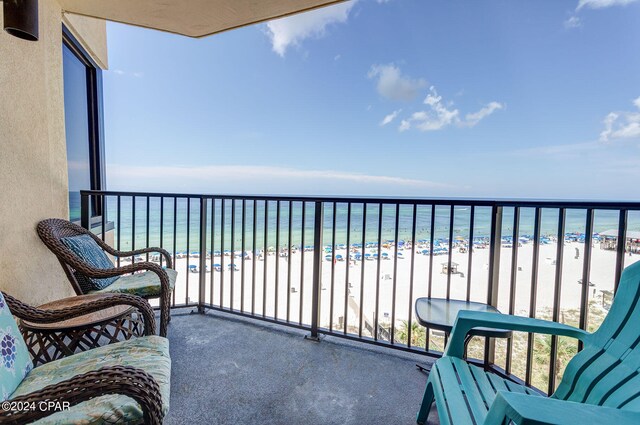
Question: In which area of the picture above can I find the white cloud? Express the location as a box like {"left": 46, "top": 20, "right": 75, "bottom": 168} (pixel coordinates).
{"left": 266, "top": 2, "right": 356, "bottom": 57}
{"left": 599, "top": 96, "right": 640, "bottom": 142}
{"left": 464, "top": 102, "right": 504, "bottom": 127}
{"left": 398, "top": 120, "right": 411, "bottom": 132}
{"left": 407, "top": 88, "right": 460, "bottom": 131}
{"left": 368, "top": 64, "right": 427, "bottom": 101}
{"left": 110, "top": 69, "right": 143, "bottom": 78}
{"left": 107, "top": 164, "right": 458, "bottom": 196}
{"left": 564, "top": 16, "right": 582, "bottom": 29}
{"left": 380, "top": 109, "right": 401, "bottom": 126}
{"left": 398, "top": 86, "right": 502, "bottom": 132}
{"left": 577, "top": 0, "right": 638, "bottom": 10}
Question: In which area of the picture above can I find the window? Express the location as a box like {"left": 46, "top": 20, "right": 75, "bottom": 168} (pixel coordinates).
{"left": 62, "top": 27, "right": 105, "bottom": 222}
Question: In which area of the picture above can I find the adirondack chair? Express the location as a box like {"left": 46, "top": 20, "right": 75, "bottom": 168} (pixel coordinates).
{"left": 417, "top": 261, "right": 640, "bottom": 425}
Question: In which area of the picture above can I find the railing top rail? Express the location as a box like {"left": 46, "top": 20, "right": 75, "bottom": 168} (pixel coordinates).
{"left": 80, "top": 190, "right": 640, "bottom": 210}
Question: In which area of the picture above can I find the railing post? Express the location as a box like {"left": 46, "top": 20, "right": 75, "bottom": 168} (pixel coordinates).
{"left": 485, "top": 205, "right": 503, "bottom": 366}
{"left": 614, "top": 209, "right": 628, "bottom": 293}
{"left": 198, "top": 197, "right": 208, "bottom": 314}
{"left": 80, "top": 191, "right": 90, "bottom": 230}
{"left": 487, "top": 205, "right": 503, "bottom": 307}
{"left": 578, "top": 209, "right": 594, "bottom": 351}
{"left": 307, "top": 201, "right": 323, "bottom": 341}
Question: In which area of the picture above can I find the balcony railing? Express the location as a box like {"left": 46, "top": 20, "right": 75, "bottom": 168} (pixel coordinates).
{"left": 80, "top": 190, "right": 640, "bottom": 394}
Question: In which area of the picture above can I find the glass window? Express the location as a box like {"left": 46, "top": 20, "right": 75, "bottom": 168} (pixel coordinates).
{"left": 62, "top": 30, "right": 104, "bottom": 223}
{"left": 63, "top": 43, "right": 92, "bottom": 222}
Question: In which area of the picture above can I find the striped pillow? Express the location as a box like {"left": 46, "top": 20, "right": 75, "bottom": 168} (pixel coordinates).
{"left": 61, "top": 235, "right": 117, "bottom": 292}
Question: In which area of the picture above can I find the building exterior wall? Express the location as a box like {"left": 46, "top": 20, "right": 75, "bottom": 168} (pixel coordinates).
{"left": 63, "top": 13, "right": 108, "bottom": 69}
{"left": 0, "top": 1, "right": 107, "bottom": 305}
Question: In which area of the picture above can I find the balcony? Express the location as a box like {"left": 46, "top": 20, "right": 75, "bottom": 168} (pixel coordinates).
{"left": 80, "top": 190, "right": 640, "bottom": 402}
{"left": 3, "top": 1, "right": 639, "bottom": 423}
{"left": 164, "top": 310, "right": 430, "bottom": 424}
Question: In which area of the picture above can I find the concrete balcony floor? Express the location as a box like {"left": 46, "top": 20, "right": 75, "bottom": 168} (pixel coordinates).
{"left": 164, "top": 310, "right": 437, "bottom": 424}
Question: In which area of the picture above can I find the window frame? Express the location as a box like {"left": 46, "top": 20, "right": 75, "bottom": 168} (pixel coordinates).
{"left": 62, "top": 25, "right": 106, "bottom": 220}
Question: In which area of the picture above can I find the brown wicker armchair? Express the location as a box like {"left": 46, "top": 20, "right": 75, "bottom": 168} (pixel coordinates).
{"left": 0, "top": 292, "right": 168, "bottom": 424}
{"left": 36, "top": 218, "right": 175, "bottom": 337}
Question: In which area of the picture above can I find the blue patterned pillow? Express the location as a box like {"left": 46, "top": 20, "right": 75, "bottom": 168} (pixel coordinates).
{"left": 61, "top": 234, "right": 117, "bottom": 292}
{"left": 0, "top": 292, "right": 33, "bottom": 400}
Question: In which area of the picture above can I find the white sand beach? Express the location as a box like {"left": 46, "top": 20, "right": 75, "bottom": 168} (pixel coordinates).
{"left": 157, "top": 241, "right": 640, "bottom": 336}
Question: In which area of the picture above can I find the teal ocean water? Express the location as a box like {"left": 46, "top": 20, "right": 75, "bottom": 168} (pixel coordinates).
{"left": 70, "top": 193, "right": 640, "bottom": 253}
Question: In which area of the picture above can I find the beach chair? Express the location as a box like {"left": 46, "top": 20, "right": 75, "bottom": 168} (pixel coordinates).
{"left": 36, "top": 218, "right": 176, "bottom": 337}
{"left": 0, "top": 291, "right": 169, "bottom": 424}
{"left": 417, "top": 261, "right": 640, "bottom": 425}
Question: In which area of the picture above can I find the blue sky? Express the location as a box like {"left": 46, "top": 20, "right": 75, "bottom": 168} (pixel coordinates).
{"left": 103, "top": 0, "right": 640, "bottom": 200}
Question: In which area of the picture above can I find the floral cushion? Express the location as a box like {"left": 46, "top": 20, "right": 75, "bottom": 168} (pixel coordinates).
{"left": 90, "top": 269, "right": 177, "bottom": 298}
{"left": 61, "top": 235, "right": 117, "bottom": 292}
{"left": 0, "top": 292, "right": 33, "bottom": 401}
{"left": 11, "top": 336, "right": 170, "bottom": 425}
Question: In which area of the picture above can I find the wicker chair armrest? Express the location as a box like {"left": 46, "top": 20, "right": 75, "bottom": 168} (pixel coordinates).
{"left": 77, "top": 232, "right": 173, "bottom": 269}
{"left": 78, "top": 262, "right": 171, "bottom": 337}
{"left": 113, "top": 247, "right": 173, "bottom": 269}
{"left": 3, "top": 292, "right": 156, "bottom": 336}
{"left": 0, "top": 365, "right": 164, "bottom": 425}
{"left": 74, "top": 262, "right": 172, "bottom": 337}
{"left": 70, "top": 261, "right": 162, "bottom": 279}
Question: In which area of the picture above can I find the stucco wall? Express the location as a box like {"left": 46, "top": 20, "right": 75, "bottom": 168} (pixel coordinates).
{"left": 63, "top": 12, "right": 108, "bottom": 69}
{"left": 0, "top": 1, "right": 107, "bottom": 305}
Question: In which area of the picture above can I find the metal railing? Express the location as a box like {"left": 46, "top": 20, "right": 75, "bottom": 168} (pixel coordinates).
{"left": 80, "top": 190, "right": 640, "bottom": 394}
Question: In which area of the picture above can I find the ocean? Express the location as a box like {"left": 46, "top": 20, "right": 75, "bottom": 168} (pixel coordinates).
{"left": 70, "top": 192, "right": 640, "bottom": 254}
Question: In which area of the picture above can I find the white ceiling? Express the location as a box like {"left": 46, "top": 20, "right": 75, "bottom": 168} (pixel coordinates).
{"left": 58, "top": 0, "right": 347, "bottom": 38}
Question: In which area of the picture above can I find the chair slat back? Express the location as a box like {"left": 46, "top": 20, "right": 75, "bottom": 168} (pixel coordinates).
{"left": 36, "top": 218, "right": 97, "bottom": 295}
{"left": 553, "top": 260, "right": 640, "bottom": 411}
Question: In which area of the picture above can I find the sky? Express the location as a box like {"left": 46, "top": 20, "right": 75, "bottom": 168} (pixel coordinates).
{"left": 103, "top": 0, "right": 640, "bottom": 200}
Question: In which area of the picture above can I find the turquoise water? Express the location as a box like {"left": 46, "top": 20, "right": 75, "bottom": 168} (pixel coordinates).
{"left": 84, "top": 195, "right": 640, "bottom": 253}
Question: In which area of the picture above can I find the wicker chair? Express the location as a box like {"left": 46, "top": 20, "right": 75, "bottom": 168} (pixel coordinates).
{"left": 36, "top": 218, "right": 175, "bottom": 337}
{"left": 0, "top": 292, "right": 168, "bottom": 424}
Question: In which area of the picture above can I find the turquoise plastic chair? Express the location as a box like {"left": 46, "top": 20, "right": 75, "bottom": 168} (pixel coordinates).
{"left": 417, "top": 261, "right": 640, "bottom": 425}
